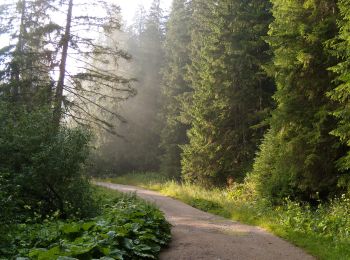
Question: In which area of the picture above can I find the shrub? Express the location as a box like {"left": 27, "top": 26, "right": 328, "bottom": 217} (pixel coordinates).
{"left": 0, "top": 103, "right": 96, "bottom": 223}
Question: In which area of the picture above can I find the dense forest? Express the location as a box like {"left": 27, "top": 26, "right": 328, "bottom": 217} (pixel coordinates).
{"left": 1, "top": 0, "right": 350, "bottom": 258}
{"left": 162, "top": 0, "right": 349, "bottom": 203}
{"left": 94, "top": 0, "right": 350, "bottom": 203}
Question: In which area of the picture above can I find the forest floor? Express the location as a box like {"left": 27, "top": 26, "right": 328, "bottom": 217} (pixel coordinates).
{"left": 96, "top": 182, "right": 314, "bottom": 260}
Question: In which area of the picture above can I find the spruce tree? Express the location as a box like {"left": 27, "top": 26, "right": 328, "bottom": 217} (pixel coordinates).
{"left": 328, "top": 0, "right": 350, "bottom": 189}
{"left": 252, "top": 0, "right": 342, "bottom": 202}
{"left": 160, "top": 0, "right": 192, "bottom": 178}
{"left": 0, "top": 0, "right": 57, "bottom": 107}
{"left": 181, "top": 0, "right": 274, "bottom": 185}
{"left": 0, "top": 0, "right": 134, "bottom": 131}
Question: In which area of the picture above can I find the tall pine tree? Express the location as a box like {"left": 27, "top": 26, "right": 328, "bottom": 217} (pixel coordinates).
{"left": 328, "top": 0, "right": 350, "bottom": 189}
{"left": 0, "top": 0, "right": 133, "bottom": 130}
{"left": 0, "top": 0, "right": 57, "bottom": 108}
{"left": 252, "top": 0, "right": 342, "bottom": 202}
{"left": 181, "top": 0, "right": 274, "bottom": 186}
{"left": 160, "top": 0, "right": 193, "bottom": 178}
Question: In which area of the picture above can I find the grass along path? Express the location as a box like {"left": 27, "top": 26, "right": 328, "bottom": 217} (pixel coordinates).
{"left": 102, "top": 172, "right": 350, "bottom": 260}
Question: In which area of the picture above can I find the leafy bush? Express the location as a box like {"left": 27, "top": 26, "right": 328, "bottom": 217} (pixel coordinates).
{"left": 0, "top": 103, "right": 96, "bottom": 222}
{"left": 0, "top": 189, "right": 171, "bottom": 259}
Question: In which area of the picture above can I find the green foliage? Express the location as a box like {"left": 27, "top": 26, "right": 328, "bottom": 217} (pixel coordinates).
{"left": 252, "top": 0, "right": 343, "bottom": 202}
{"left": 0, "top": 0, "right": 56, "bottom": 107}
{"left": 0, "top": 102, "right": 95, "bottom": 222}
{"left": 181, "top": 0, "right": 274, "bottom": 186}
{"left": 0, "top": 189, "right": 171, "bottom": 259}
{"left": 328, "top": 0, "right": 350, "bottom": 188}
{"left": 159, "top": 0, "right": 192, "bottom": 178}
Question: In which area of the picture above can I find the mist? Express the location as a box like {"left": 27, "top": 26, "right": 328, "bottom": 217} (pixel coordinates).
{"left": 90, "top": 1, "right": 165, "bottom": 176}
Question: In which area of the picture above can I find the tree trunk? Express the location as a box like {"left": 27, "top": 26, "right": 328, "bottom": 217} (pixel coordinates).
{"left": 11, "top": 0, "right": 26, "bottom": 103}
{"left": 53, "top": 0, "right": 73, "bottom": 127}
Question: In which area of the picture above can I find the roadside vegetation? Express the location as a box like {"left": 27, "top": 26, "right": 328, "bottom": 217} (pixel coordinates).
{"left": 0, "top": 187, "right": 171, "bottom": 259}
{"left": 105, "top": 172, "right": 350, "bottom": 260}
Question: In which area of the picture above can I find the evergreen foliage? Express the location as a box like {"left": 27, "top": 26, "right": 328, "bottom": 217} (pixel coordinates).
{"left": 160, "top": 0, "right": 193, "bottom": 178}
{"left": 328, "top": 0, "right": 350, "bottom": 189}
{"left": 252, "top": 0, "right": 343, "bottom": 202}
{"left": 0, "top": 0, "right": 134, "bottom": 131}
{"left": 0, "top": 0, "right": 56, "bottom": 107}
{"left": 181, "top": 0, "right": 274, "bottom": 186}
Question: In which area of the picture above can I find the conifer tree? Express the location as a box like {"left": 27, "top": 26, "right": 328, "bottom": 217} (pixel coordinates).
{"left": 181, "top": 0, "right": 274, "bottom": 185}
{"left": 160, "top": 0, "right": 192, "bottom": 178}
{"left": 0, "top": 0, "right": 133, "bottom": 131}
{"left": 252, "top": 0, "right": 342, "bottom": 202}
{"left": 328, "top": 0, "right": 350, "bottom": 189}
{"left": 0, "top": 0, "right": 57, "bottom": 107}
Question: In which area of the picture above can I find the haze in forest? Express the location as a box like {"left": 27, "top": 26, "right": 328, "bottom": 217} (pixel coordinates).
{"left": 116, "top": 0, "right": 172, "bottom": 24}
{"left": 1, "top": 0, "right": 350, "bottom": 258}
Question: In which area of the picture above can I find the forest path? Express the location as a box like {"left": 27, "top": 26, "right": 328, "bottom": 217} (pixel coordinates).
{"left": 96, "top": 182, "right": 314, "bottom": 260}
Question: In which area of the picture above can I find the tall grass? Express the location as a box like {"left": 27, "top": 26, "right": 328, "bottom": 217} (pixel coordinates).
{"left": 105, "top": 172, "right": 350, "bottom": 260}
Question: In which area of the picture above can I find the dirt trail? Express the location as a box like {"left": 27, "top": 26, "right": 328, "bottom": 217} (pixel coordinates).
{"left": 96, "top": 182, "right": 314, "bottom": 260}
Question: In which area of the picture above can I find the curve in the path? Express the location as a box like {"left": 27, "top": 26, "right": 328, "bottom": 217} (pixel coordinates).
{"left": 96, "top": 182, "right": 314, "bottom": 260}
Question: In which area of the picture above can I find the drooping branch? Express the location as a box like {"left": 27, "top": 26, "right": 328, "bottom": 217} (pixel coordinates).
{"left": 63, "top": 85, "right": 127, "bottom": 123}
{"left": 0, "top": 0, "right": 136, "bottom": 134}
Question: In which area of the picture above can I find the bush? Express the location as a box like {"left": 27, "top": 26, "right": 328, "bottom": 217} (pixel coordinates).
{"left": 0, "top": 103, "right": 96, "bottom": 223}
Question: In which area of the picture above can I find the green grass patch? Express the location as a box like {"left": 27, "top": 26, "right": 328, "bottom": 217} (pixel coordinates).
{"left": 0, "top": 186, "right": 171, "bottom": 260}
{"left": 105, "top": 172, "right": 350, "bottom": 260}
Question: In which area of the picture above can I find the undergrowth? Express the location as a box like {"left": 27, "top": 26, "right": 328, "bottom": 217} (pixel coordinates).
{"left": 0, "top": 187, "right": 171, "bottom": 260}
{"left": 106, "top": 172, "right": 350, "bottom": 260}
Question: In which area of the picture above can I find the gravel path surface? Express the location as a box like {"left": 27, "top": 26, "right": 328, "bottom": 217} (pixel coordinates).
{"left": 96, "top": 182, "right": 314, "bottom": 260}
